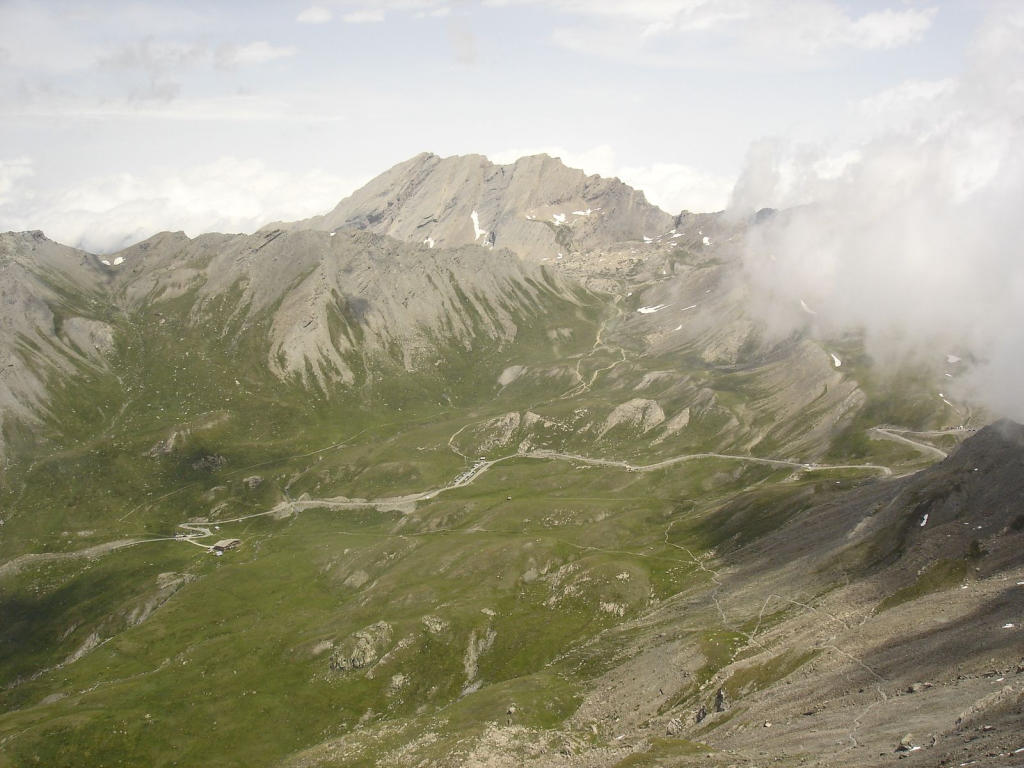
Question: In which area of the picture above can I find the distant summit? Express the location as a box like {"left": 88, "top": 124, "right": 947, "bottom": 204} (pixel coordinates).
{"left": 274, "top": 152, "right": 676, "bottom": 261}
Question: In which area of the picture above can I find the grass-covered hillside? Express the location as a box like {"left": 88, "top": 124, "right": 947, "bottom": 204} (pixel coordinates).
{"left": 1, "top": 223, "right": 1006, "bottom": 768}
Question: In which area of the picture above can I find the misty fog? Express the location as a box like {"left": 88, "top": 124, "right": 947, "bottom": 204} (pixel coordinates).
{"left": 732, "top": 6, "right": 1024, "bottom": 419}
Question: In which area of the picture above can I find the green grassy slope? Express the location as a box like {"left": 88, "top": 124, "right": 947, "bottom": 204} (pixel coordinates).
{"left": 0, "top": 242, "right": 969, "bottom": 767}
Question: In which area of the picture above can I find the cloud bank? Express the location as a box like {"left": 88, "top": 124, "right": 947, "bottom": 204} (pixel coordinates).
{"left": 492, "top": 0, "right": 936, "bottom": 66}
{"left": 0, "top": 157, "right": 361, "bottom": 254}
{"left": 732, "top": 6, "right": 1024, "bottom": 419}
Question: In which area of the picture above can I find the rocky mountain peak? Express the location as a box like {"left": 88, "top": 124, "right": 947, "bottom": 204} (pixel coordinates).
{"left": 277, "top": 151, "right": 676, "bottom": 261}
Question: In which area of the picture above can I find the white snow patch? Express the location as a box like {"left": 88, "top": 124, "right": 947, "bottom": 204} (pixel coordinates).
{"left": 940, "top": 394, "right": 955, "bottom": 407}
{"left": 799, "top": 298, "right": 817, "bottom": 315}
{"left": 1002, "top": 623, "right": 1015, "bottom": 629}
{"left": 637, "top": 304, "right": 669, "bottom": 314}
{"left": 471, "top": 210, "right": 487, "bottom": 240}
{"left": 830, "top": 353, "right": 842, "bottom": 368}
{"left": 643, "top": 236, "right": 653, "bottom": 244}
{"left": 673, "top": 324, "right": 683, "bottom": 331}
{"left": 702, "top": 236, "right": 711, "bottom": 246}
{"left": 920, "top": 513, "right": 928, "bottom": 527}
{"left": 329, "top": 231, "right": 336, "bottom": 237}
{"left": 671, "top": 232, "right": 683, "bottom": 238}
{"left": 681, "top": 304, "right": 697, "bottom": 312}
{"left": 571, "top": 208, "right": 592, "bottom": 216}
{"left": 423, "top": 237, "right": 435, "bottom": 248}
{"left": 100, "top": 259, "right": 111, "bottom": 266}
{"left": 112, "top": 256, "right": 124, "bottom": 266}
{"left": 946, "top": 354, "right": 961, "bottom": 363}
{"left": 552, "top": 212, "right": 566, "bottom": 225}
{"left": 945, "top": 373, "right": 953, "bottom": 377}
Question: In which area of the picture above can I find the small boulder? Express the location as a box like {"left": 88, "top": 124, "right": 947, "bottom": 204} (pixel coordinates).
{"left": 666, "top": 717, "right": 683, "bottom": 736}
{"left": 715, "top": 687, "right": 729, "bottom": 712}
{"left": 191, "top": 454, "right": 227, "bottom": 472}
{"left": 895, "top": 734, "right": 915, "bottom": 752}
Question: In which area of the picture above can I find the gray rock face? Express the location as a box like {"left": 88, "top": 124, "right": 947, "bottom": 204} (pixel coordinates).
{"left": 0, "top": 232, "right": 112, "bottom": 461}
{"left": 102, "top": 227, "right": 584, "bottom": 389}
{"left": 329, "top": 621, "right": 393, "bottom": 672}
{"left": 277, "top": 152, "right": 676, "bottom": 261}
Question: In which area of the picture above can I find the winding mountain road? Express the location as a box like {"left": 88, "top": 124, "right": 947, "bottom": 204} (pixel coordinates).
{"left": 1, "top": 427, "right": 937, "bottom": 566}
{"left": 163, "top": 444, "right": 895, "bottom": 547}
{"left": 870, "top": 427, "right": 950, "bottom": 460}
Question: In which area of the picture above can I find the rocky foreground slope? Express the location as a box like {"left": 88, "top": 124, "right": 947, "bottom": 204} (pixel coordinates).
{"left": 279, "top": 421, "right": 1024, "bottom": 768}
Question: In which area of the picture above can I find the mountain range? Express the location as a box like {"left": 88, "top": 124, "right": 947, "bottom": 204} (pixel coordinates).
{"left": 0, "top": 153, "right": 1019, "bottom": 768}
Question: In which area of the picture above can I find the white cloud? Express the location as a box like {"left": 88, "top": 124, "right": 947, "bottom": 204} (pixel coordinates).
{"left": 0, "top": 3, "right": 101, "bottom": 73}
{"left": 297, "top": 6, "right": 333, "bottom": 24}
{"left": 342, "top": 9, "right": 387, "bottom": 24}
{"left": 489, "top": 0, "right": 937, "bottom": 65}
{"left": 0, "top": 158, "right": 363, "bottom": 253}
{"left": 857, "top": 78, "right": 957, "bottom": 118}
{"left": 6, "top": 94, "right": 349, "bottom": 123}
{"left": 51, "top": 36, "right": 300, "bottom": 105}
{"left": 337, "top": 0, "right": 452, "bottom": 16}
{"left": 0, "top": 2, "right": 213, "bottom": 75}
{"left": 842, "top": 8, "right": 937, "bottom": 50}
{"left": 489, "top": 144, "right": 619, "bottom": 176}
{"left": 488, "top": 144, "right": 732, "bottom": 212}
{"left": 732, "top": 6, "right": 1024, "bottom": 419}
{"left": 0, "top": 158, "right": 34, "bottom": 206}
{"left": 620, "top": 161, "right": 734, "bottom": 212}
{"left": 230, "top": 41, "right": 298, "bottom": 64}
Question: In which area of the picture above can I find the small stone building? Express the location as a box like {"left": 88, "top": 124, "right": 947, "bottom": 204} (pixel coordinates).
{"left": 212, "top": 538, "right": 241, "bottom": 552}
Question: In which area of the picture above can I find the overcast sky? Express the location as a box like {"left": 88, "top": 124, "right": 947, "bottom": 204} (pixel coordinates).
{"left": 0, "top": 0, "right": 999, "bottom": 252}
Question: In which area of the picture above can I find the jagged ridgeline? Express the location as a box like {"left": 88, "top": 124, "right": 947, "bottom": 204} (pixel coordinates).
{"left": 270, "top": 152, "right": 675, "bottom": 259}
{"left": 1, "top": 154, "right": 1018, "bottom": 768}
{"left": 0, "top": 225, "right": 601, "bottom": 464}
